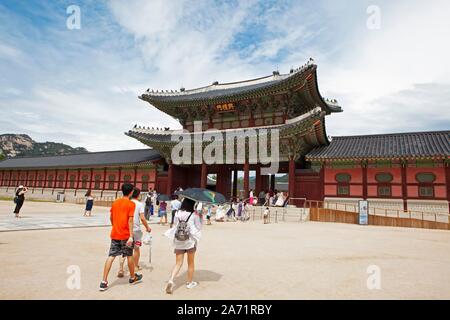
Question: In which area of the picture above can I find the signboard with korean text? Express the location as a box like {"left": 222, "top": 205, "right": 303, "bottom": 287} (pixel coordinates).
{"left": 358, "top": 200, "right": 369, "bottom": 225}
{"left": 215, "top": 103, "right": 235, "bottom": 113}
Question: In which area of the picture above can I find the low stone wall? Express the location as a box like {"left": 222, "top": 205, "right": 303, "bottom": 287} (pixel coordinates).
{"left": 324, "top": 197, "right": 449, "bottom": 215}
{"left": 0, "top": 187, "right": 119, "bottom": 204}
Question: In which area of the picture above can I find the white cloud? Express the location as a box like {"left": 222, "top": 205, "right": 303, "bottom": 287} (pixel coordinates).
{"left": 0, "top": 0, "right": 448, "bottom": 153}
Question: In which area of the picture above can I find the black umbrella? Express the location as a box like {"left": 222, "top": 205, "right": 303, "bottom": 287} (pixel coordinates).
{"left": 157, "top": 194, "right": 171, "bottom": 201}
{"left": 175, "top": 188, "right": 226, "bottom": 205}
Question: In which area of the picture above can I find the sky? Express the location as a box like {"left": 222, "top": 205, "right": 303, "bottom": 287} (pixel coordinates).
{"left": 0, "top": 0, "right": 449, "bottom": 152}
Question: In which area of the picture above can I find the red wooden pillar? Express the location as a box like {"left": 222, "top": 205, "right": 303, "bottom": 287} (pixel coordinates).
{"left": 167, "top": 163, "right": 174, "bottom": 195}
{"left": 23, "top": 170, "right": 28, "bottom": 188}
{"left": 288, "top": 158, "right": 296, "bottom": 200}
{"left": 232, "top": 169, "right": 238, "bottom": 200}
{"left": 117, "top": 168, "right": 122, "bottom": 191}
{"left": 445, "top": 161, "right": 450, "bottom": 213}
{"left": 134, "top": 167, "right": 138, "bottom": 187}
{"left": 103, "top": 168, "right": 107, "bottom": 190}
{"left": 270, "top": 174, "right": 275, "bottom": 191}
{"left": 89, "top": 168, "right": 94, "bottom": 190}
{"left": 362, "top": 161, "right": 368, "bottom": 200}
{"left": 34, "top": 170, "right": 39, "bottom": 189}
{"left": 64, "top": 169, "right": 69, "bottom": 190}
{"left": 200, "top": 163, "right": 208, "bottom": 188}
{"left": 75, "top": 169, "right": 80, "bottom": 195}
{"left": 52, "top": 170, "right": 57, "bottom": 190}
{"left": 319, "top": 164, "right": 325, "bottom": 201}
{"left": 41, "top": 170, "right": 47, "bottom": 194}
{"left": 255, "top": 165, "right": 261, "bottom": 195}
{"left": 8, "top": 170, "right": 12, "bottom": 187}
{"left": 401, "top": 161, "right": 408, "bottom": 212}
{"left": 243, "top": 161, "right": 250, "bottom": 199}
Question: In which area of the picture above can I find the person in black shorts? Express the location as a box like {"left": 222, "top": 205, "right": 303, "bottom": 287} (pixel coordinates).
{"left": 14, "top": 186, "right": 27, "bottom": 218}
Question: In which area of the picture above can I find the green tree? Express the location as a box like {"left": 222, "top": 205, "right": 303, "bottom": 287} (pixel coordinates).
{"left": 0, "top": 151, "right": 5, "bottom": 161}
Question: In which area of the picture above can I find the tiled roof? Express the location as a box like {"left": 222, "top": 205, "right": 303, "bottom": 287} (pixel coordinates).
{"left": 0, "top": 149, "right": 161, "bottom": 169}
{"left": 306, "top": 130, "right": 450, "bottom": 160}
{"left": 140, "top": 61, "right": 342, "bottom": 113}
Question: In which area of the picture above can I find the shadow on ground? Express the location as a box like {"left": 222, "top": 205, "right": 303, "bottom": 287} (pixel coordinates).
{"left": 173, "top": 269, "right": 223, "bottom": 292}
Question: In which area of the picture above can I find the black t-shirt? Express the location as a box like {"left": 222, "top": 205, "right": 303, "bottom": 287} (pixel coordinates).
{"left": 16, "top": 189, "right": 25, "bottom": 200}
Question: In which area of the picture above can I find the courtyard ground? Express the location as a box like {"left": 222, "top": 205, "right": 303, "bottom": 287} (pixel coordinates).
{"left": 0, "top": 200, "right": 450, "bottom": 299}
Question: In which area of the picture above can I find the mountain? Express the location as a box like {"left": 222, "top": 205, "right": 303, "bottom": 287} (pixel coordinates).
{"left": 0, "top": 134, "right": 88, "bottom": 158}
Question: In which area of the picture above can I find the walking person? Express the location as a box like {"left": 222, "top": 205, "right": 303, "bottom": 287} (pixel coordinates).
{"left": 263, "top": 207, "right": 270, "bottom": 224}
{"left": 159, "top": 200, "right": 168, "bottom": 225}
{"left": 170, "top": 196, "right": 182, "bottom": 228}
{"left": 99, "top": 183, "right": 142, "bottom": 291}
{"left": 144, "top": 191, "right": 153, "bottom": 220}
{"left": 206, "top": 205, "right": 212, "bottom": 225}
{"left": 258, "top": 190, "right": 266, "bottom": 206}
{"left": 237, "top": 199, "right": 243, "bottom": 221}
{"left": 164, "top": 198, "right": 202, "bottom": 294}
{"left": 84, "top": 190, "right": 94, "bottom": 217}
{"left": 151, "top": 191, "right": 157, "bottom": 216}
{"left": 13, "top": 185, "right": 27, "bottom": 218}
{"left": 118, "top": 188, "right": 152, "bottom": 276}
{"left": 264, "top": 191, "right": 270, "bottom": 206}
{"left": 249, "top": 189, "right": 254, "bottom": 206}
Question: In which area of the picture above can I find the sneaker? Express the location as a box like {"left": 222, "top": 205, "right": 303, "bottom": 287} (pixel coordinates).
{"left": 186, "top": 281, "right": 198, "bottom": 289}
{"left": 129, "top": 273, "right": 143, "bottom": 284}
{"left": 99, "top": 281, "right": 108, "bottom": 291}
{"left": 165, "top": 280, "right": 174, "bottom": 294}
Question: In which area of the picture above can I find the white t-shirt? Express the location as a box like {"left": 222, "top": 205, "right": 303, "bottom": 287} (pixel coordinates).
{"left": 132, "top": 199, "right": 145, "bottom": 232}
{"left": 171, "top": 199, "right": 182, "bottom": 211}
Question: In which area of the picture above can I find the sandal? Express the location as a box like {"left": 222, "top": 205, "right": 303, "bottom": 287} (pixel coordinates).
{"left": 166, "top": 280, "right": 174, "bottom": 294}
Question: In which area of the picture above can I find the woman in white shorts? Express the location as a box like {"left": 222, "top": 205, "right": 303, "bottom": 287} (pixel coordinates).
{"left": 164, "top": 198, "right": 202, "bottom": 294}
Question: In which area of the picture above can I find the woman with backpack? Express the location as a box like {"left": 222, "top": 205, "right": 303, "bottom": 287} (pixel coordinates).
{"left": 164, "top": 198, "right": 202, "bottom": 294}
{"left": 13, "top": 185, "right": 27, "bottom": 218}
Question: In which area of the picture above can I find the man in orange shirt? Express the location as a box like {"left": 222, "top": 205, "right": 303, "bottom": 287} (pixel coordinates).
{"left": 100, "top": 183, "right": 143, "bottom": 291}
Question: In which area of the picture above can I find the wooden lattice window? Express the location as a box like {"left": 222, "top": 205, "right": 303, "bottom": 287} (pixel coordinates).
{"left": 108, "top": 175, "right": 116, "bottom": 190}
{"left": 416, "top": 173, "right": 435, "bottom": 198}
{"left": 123, "top": 174, "right": 132, "bottom": 183}
{"left": 142, "top": 175, "right": 149, "bottom": 192}
{"left": 376, "top": 172, "right": 393, "bottom": 198}
{"left": 416, "top": 173, "right": 436, "bottom": 183}
{"left": 69, "top": 175, "right": 76, "bottom": 189}
{"left": 38, "top": 175, "right": 44, "bottom": 187}
{"left": 335, "top": 173, "right": 351, "bottom": 183}
{"left": 47, "top": 175, "right": 54, "bottom": 188}
{"left": 94, "top": 174, "right": 102, "bottom": 189}
{"left": 377, "top": 186, "right": 391, "bottom": 197}
{"left": 375, "top": 173, "right": 393, "bottom": 183}
{"left": 58, "top": 175, "right": 65, "bottom": 188}
{"left": 335, "top": 173, "right": 351, "bottom": 196}
{"left": 81, "top": 175, "right": 89, "bottom": 189}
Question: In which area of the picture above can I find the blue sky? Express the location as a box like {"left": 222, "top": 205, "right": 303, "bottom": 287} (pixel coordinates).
{"left": 0, "top": 0, "right": 449, "bottom": 151}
